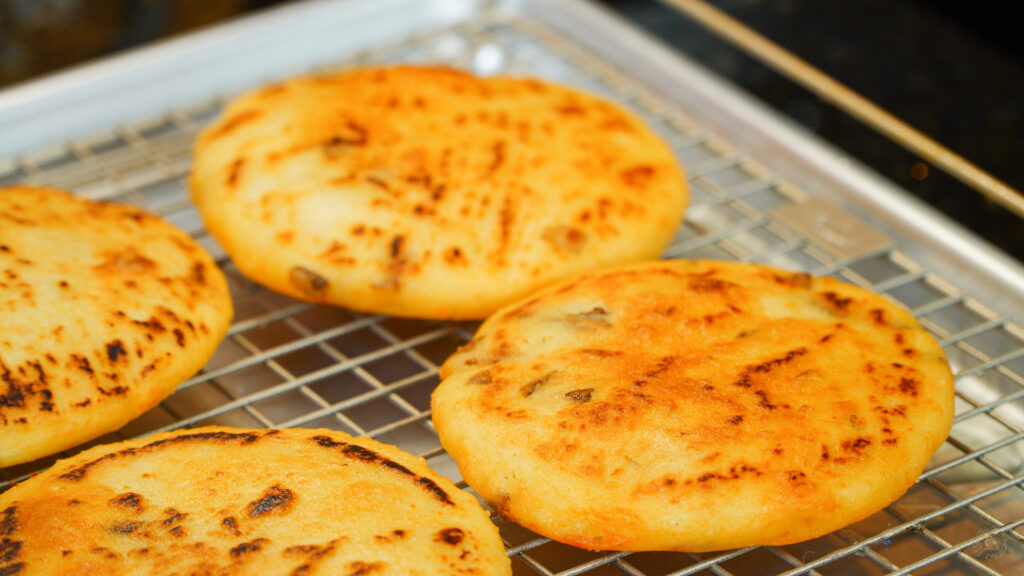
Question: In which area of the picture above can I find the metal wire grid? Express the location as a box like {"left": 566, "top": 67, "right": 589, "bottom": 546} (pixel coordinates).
{"left": 1, "top": 8, "right": 1023, "bottom": 576}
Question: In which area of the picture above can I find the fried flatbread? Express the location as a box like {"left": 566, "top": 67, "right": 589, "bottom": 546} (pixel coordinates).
{"left": 432, "top": 259, "right": 955, "bottom": 551}
{"left": 0, "top": 426, "right": 511, "bottom": 575}
{"left": 190, "top": 65, "right": 688, "bottom": 319}
{"left": 0, "top": 186, "right": 232, "bottom": 467}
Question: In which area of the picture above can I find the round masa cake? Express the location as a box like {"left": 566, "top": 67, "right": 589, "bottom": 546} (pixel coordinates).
{"left": 431, "top": 259, "right": 955, "bottom": 551}
{"left": 0, "top": 426, "right": 511, "bottom": 575}
{"left": 190, "top": 65, "right": 688, "bottom": 319}
{"left": 0, "top": 186, "right": 232, "bottom": 467}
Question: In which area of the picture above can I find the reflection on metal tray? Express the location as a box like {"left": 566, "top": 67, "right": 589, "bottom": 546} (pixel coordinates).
{"left": 1, "top": 0, "right": 1023, "bottom": 574}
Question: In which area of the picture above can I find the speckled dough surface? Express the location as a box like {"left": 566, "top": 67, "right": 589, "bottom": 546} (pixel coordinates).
{"left": 0, "top": 186, "right": 232, "bottom": 467}
{"left": 432, "top": 259, "right": 955, "bottom": 552}
{"left": 190, "top": 65, "right": 688, "bottom": 319}
{"left": 0, "top": 426, "right": 511, "bottom": 575}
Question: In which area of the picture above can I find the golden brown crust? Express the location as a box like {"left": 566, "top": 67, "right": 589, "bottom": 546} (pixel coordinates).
{"left": 0, "top": 426, "right": 511, "bottom": 575}
{"left": 432, "top": 259, "right": 955, "bottom": 552}
{"left": 190, "top": 65, "right": 688, "bottom": 319}
{"left": 0, "top": 186, "right": 233, "bottom": 467}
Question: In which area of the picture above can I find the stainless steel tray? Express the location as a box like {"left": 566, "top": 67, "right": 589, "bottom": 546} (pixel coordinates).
{"left": 2, "top": 0, "right": 1023, "bottom": 574}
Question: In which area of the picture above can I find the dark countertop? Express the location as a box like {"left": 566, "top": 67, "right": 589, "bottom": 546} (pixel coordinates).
{"left": 2, "top": 0, "right": 1021, "bottom": 260}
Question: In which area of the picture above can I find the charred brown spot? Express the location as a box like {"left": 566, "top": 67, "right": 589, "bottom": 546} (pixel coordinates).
{"left": 899, "top": 377, "right": 919, "bottom": 396}
{"left": 415, "top": 477, "right": 454, "bottom": 507}
{"left": 389, "top": 235, "right": 404, "bottom": 259}
{"left": 635, "top": 356, "right": 675, "bottom": 387}
{"left": 689, "top": 277, "right": 735, "bottom": 293}
{"left": 735, "top": 348, "right": 808, "bottom": 388}
{"left": 94, "top": 382, "right": 126, "bottom": 396}
{"left": 870, "top": 309, "right": 887, "bottom": 325}
{"left": 189, "top": 262, "right": 207, "bottom": 286}
{"left": 773, "top": 272, "right": 812, "bottom": 288}
{"left": 168, "top": 526, "right": 185, "bottom": 537}
{"left": 227, "top": 158, "right": 245, "bottom": 187}
{"left": 822, "top": 291, "right": 853, "bottom": 312}
{"left": 173, "top": 328, "right": 186, "bottom": 347}
{"left": 728, "top": 415, "right": 743, "bottom": 424}
{"left": 1, "top": 507, "right": 17, "bottom": 538}
{"left": 520, "top": 371, "right": 557, "bottom": 397}
{"left": 221, "top": 516, "right": 241, "bottom": 536}
{"left": 755, "top": 389, "right": 782, "bottom": 410}
{"left": 284, "top": 545, "right": 321, "bottom": 555}
{"left": 577, "top": 348, "right": 623, "bottom": 357}
{"left": 109, "top": 493, "right": 143, "bottom": 512}
{"left": 621, "top": 165, "right": 655, "bottom": 187}
{"left": 110, "top": 521, "right": 142, "bottom": 534}
{"left": 556, "top": 103, "right": 586, "bottom": 116}
{"left": 346, "top": 561, "right": 384, "bottom": 576}
{"left": 313, "top": 435, "right": 344, "bottom": 449}
{"left": 435, "top": 527, "right": 464, "bottom": 545}
{"left": 431, "top": 184, "right": 446, "bottom": 201}
{"left": 691, "top": 464, "right": 762, "bottom": 486}
{"left": 325, "top": 121, "right": 368, "bottom": 148}
{"left": 566, "top": 306, "right": 610, "bottom": 326}
{"left": 821, "top": 445, "right": 830, "bottom": 460}
{"left": 288, "top": 539, "right": 340, "bottom": 575}
{"left": 842, "top": 437, "right": 872, "bottom": 455}
{"left": 106, "top": 340, "right": 127, "bottom": 362}
{"left": 489, "top": 494, "right": 513, "bottom": 520}
{"left": 565, "top": 388, "right": 593, "bottom": 404}
{"left": 289, "top": 266, "right": 329, "bottom": 297}
{"left": 542, "top": 225, "right": 586, "bottom": 254}
{"left": 489, "top": 141, "right": 506, "bottom": 174}
{"left": 133, "top": 316, "right": 166, "bottom": 333}
{"left": 247, "top": 485, "right": 294, "bottom": 517}
{"left": 343, "top": 444, "right": 380, "bottom": 462}
{"left": 365, "top": 176, "right": 390, "bottom": 190}
{"left": 230, "top": 538, "right": 268, "bottom": 557}
{"left": 91, "top": 547, "right": 118, "bottom": 559}
{"left": 162, "top": 508, "right": 186, "bottom": 526}
{"left": 467, "top": 370, "right": 493, "bottom": 386}
{"left": 443, "top": 246, "right": 466, "bottom": 265}
{"left": 786, "top": 470, "right": 807, "bottom": 482}
{"left": 875, "top": 404, "right": 908, "bottom": 418}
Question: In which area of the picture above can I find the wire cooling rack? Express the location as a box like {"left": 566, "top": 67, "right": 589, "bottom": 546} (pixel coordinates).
{"left": 1, "top": 8, "right": 1023, "bottom": 576}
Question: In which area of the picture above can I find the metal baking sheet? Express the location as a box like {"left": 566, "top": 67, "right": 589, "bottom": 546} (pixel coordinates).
{"left": 1, "top": 0, "right": 1023, "bottom": 574}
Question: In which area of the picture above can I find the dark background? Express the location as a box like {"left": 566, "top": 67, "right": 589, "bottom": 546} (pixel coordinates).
{"left": 2, "top": 0, "right": 1021, "bottom": 258}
